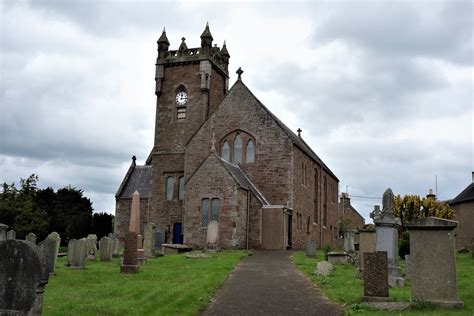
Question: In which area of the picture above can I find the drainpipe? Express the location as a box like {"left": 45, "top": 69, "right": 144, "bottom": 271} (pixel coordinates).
{"left": 246, "top": 187, "right": 250, "bottom": 250}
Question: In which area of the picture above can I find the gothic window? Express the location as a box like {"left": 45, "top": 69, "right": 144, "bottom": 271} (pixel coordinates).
{"left": 221, "top": 141, "right": 230, "bottom": 161}
{"left": 306, "top": 216, "right": 310, "bottom": 234}
{"left": 301, "top": 163, "right": 307, "bottom": 186}
{"left": 234, "top": 134, "right": 242, "bottom": 163}
{"left": 178, "top": 176, "right": 185, "bottom": 201}
{"left": 314, "top": 169, "right": 319, "bottom": 223}
{"left": 211, "top": 198, "right": 220, "bottom": 221}
{"left": 201, "top": 198, "right": 209, "bottom": 227}
{"left": 166, "top": 176, "right": 174, "bottom": 201}
{"left": 246, "top": 139, "right": 255, "bottom": 163}
{"left": 323, "top": 176, "right": 328, "bottom": 227}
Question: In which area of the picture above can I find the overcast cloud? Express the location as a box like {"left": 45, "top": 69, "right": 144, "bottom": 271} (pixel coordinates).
{"left": 1, "top": 1, "right": 472, "bottom": 220}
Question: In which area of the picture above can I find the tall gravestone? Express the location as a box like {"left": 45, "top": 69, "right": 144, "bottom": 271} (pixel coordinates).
{"left": 6, "top": 230, "right": 16, "bottom": 240}
{"left": 143, "top": 223, "right": 156, "bottom": 258}
{"left": 343, "top": 231, "right": 356, "bottom": 252}
{"left": 109, "top": 233, "right": 120, "bottom": 258}
{"left": 86, "top": 234, "right": 97, "bottom": 260}
{"left": 363, "top": 251, "right": 389, "bottom": 301}
{"left": 67, "top": 238, "right": 87, "bottom": 268}
{"left": 0, "top": 224, "right": 8, "bottom": 241}
{"left": 357, "top": 226, "right": 376, "bottom": 278}
{"left": 121, "top": 232, "right": 139, "bottom": 274}
{"left": 406, "top": 217, "right": 463, "bottom": 307}
{"left": 129, "top": 191, "right": 141, "bottom": 235}
{"left": 38, "top": 232, "right": 61, "bottom": 277}
{"left": 372, "top": 189, "right": 404, "bottom": 287}
{"left": 99, "top": 237, "right": 112, "bottom": 262}
{"left": 0, "top": 240, "right": 49, "bottom": 315}
{"left": 306, "top": 239, "right": 316, "bottom": 258}
{"left": 154, "top": 229, "right": 166, "bottom": 249}
{"left": 25, "top": 232, "right": 37, "bottom": 244}
{"left": 206, "top": 221, "right": 219, "bottom": 252}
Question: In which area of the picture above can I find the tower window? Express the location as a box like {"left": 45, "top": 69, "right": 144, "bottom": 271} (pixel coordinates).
{"left": 166, "top": 176, "right": 174, "bottom": 201}
{"left": 177, "top": 107, "right": 187, "bottom": 120}
{"left": 211, "top": 198, "right": 220, "bottom": 222}
{"left": 246, "top": 140, "right": 255, "bottom": 163}
{"left": 234, "top": 134, "right": 242, "bottom": 163}
{"left": 221, "top": 141, "right": 230, "bottom": 161}
{"left": 178, "top": 176, "right": 185, "bottom": 200}
{"left": 201, "top": 198, "right": 209, "bottom": 227}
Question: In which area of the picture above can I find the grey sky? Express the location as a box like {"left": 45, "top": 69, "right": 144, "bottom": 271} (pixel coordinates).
{"left": 1, "top": 1, "right": 472, "bottom": 220}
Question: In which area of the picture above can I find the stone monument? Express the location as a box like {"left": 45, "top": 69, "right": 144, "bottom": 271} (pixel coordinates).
{"left": 143, "top": 222, "right": 156, "bottom": 258}
{"left": 99, "top": 237, "right": 112, "bottom": 262}
{"left": 363, "top": 251, "right": 389, "bottom": 301}
{"left": 86, "top": 234, "right": 97, "bottom": 260}
{"left": 25, "top": 232, "right": 37, "bottom": 244}
{"left": 121, "top": 232, "right": 139, "bottom": 274}
{"left": 406, "top": 217, "right": 463, "bottom": 307}
{"left": 6, "top": 229, "right": 16, "bottom": 240}
{"left": 0, "top": 223, "right": 8, "bottom": 241}
{"left": 38, "top": 232, "right": 61, "bottom": 277}
{"left": 67, "top": 238, "right": 87, "bottom": 268}
{"left": 372, "top": 188, "right": 403, "bottom": 287}
{"left": 306, "top": 239, "right": 316, "bottom": 258}
{"left": 343, "top": 230, "right": 356, "bottom": 252}
{"left": 129, "top": 190, "right": 141, "bottom": 234}
{"left": 357, "top": 225, "right": 376, "bottom": 278}
{"left": 206, "top": 221, "right": 219, "bottom": 251}
{"left": 0, "top": 240, "right": 49, "bottom": 315}
{"left": 109, "top": 233, "right": 120, "bottom": 258}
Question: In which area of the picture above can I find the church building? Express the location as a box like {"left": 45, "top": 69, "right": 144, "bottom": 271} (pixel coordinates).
{"left": 114, "top": 24, "right": 340, "bottom": 250}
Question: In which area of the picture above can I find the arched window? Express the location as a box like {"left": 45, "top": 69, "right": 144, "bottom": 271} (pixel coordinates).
{"left": 246, "top": 139, "right": 255, "bottom": 163}
{"left": 314, "top": 169, "right": 319, "bottom": 223}
{"left": 234, "top": 134, "right": 242, "bottom": 163}
{"left": 178, "top": 176, "right": 184, "bottom": 201}
{"left": 323, "top": 176, "right": 328, "bottom": 227}
{"left": 201, "top": 198, "right": 209, "bottom": 227}
{"left": 211, "top": 198, "right": 220, "bottom": 221}
{"left": 221, "top": 141, "right": 230, "bottom": 161}
{"left": 306, "top": 216, "right": 310, "bottom": 234}
{"left": 166, "top": 176, "right": 174, "bottom": 201}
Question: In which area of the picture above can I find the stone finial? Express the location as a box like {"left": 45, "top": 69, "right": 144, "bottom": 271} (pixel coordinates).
{"left": 179, "top": 37, "right": 188, "bottom": 51}
{"left": 221, "top": 41, "right": 230, "bottom": 57}
{"left": 370, "top": 205, "right": 381, "bottom": 220}
{"left": 297, "top": 128, "right": 302, "bottom": 137}
{"left": 211, "top": 132, "right": 216, "bottom": 153}
{"left": 157, "top": 27, "right": 170, "bottom": 59}
{"left": 132, "top": 155, "right": 136, "bottom": 163}
{"left": 381, "top": 188, "right": 395, "bottom": 216}
{"left": 157, "top": 27, "right": 170, "bottom": 45}
{"left": 236, "top": 67, "right": 243, "bottom": 80}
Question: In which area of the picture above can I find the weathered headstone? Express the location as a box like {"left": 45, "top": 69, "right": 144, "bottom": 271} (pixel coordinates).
{"left": 0, "top": 223, "right": 8, "bottom": 241}
{"left": 67, "top": 238, "right": 87, "bottom": 268}
{"left": 363, "top": 251, "right": 389, "bottom": 301}
{"left": 143, "top": 223, "right": 156, "bottom": 258}
{"left": 129, "top": 191, "right": 141, "bottom": 234}
{"left": 343, "top": 231, "right": 356, "bottom": 252}
{"left": 406, "top": 217, "right": 463, "bottom": 307}
{"left": 136, "top": 234, "right": 145, "bottom": 265}
{"left": 404, "top": 255, "right": 413, "bottom": 281}
{"left": 109, "top": 233, "right": 120, "bottom": 258}
{"left": 121, "top": 232, "right": 139, "bottom": 273}
{"left": 306, "top": 239, "right": 316, "bottom": 258}
{"left": 99, "top": 237, "right": 112, "bottom": 262}
{"left": 206, "top": 221, "right": 219, "bottom": 251}
{"left": 0, "top": 240, "right": 49, "bottom": 315}
{"left": 86, "top": 234, "right": 97, "bottom": 260}
{"left": 6, "top": 229, "right": 16, "bottom": 240}
{"left": 154, "top": 229, "right": 166, "bottom": 249}
{"left": 374, "top": 188, "right": 403, "bottom": 287}
{"left": 38, "top": 232, "right": 61, "bottom": 277}
{"left": 25, "top": 232, "right": 37, "bottom": 244}
{"left": 357, "top": 226, "right": 376, "bottom": 278}
{"left": 315, "top": 261, "right": 334, "bottom": 276}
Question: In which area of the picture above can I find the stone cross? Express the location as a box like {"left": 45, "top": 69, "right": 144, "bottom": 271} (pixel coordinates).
{"left": 363, "top": 251, "right": 389, "bottom": 301}
{"left": 129, "top": 191, "right": 141, "bottom": 234}
{"left": 38, "top": 232, "right": 61, "bottom": 277}
{"left": 25, "top": 232, "right": 37, "bottom": 244}
{"left": 0, "top": 240, "right": 49, "bottom": 315}
{"left": 121, "top": 232, "right": 139, "bottom": 273}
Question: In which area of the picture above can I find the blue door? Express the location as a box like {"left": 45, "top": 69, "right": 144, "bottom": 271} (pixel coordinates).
{"left": 173, "top": 222, "right": 183, "bottom": 244}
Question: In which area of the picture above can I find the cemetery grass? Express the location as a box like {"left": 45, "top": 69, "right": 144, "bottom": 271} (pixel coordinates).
{"left": 293, "top": 252, "right": 474, "bottom": 315}
{"left": 43, "top": 250, "right": 251, "bottom": 316}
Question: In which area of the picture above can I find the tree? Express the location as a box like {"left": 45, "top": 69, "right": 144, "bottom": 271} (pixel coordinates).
{"left": 394, "top": 194, "right": 453, "bottom": 227}
{"left": 90, "top": 212, "right": 114, "bottom": 239}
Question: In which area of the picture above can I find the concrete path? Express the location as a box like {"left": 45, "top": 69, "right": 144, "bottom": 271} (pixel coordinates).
{"left": 202, "top": 251, "right": 343, "bottom": 316}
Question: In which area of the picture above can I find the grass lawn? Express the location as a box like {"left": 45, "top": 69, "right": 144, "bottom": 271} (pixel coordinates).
{"left": 293, "top": 251, "right": 474, "bottom": 315}
{"left": 43, "top": 250, "right": 250, "bottom": 316}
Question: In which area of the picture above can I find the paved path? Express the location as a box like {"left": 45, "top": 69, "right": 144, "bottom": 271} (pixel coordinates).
{"left": 202, "top": 251, "right": 343, "bottom": 316}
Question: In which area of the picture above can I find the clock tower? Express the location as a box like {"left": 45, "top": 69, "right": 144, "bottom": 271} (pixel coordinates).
{"left": 150, "top": 23, "right": 230, "bottom": 242}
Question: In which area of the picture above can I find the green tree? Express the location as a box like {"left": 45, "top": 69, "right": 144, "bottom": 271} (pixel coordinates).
{"left": 394, "top": 194, "right": 453, "bottom": 227}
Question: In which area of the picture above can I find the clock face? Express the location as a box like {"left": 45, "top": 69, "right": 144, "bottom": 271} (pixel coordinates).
{"left": 176, "top": 91, "right": 188, "bottom": 106}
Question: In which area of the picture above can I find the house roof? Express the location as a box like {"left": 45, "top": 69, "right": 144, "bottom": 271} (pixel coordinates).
{"left": 219, "top": 157, "right": 269, "bottom": 205}
{"left": 449, "top": 182, "right": 474, "bottom": 205}
{"left": 116, "top": 165, "right": 152, "bottom": 199}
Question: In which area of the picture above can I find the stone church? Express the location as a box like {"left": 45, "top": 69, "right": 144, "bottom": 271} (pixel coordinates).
{"left": 114, "top": 24, "right": 339, "bottom": 250}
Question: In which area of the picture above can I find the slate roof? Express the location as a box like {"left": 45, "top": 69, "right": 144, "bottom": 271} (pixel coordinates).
{"left": 449, "top": 182, "right": 474, "bottom": 205}
{"left": 116, "top": 165, "right": 152, "bottom": 199}
{"left": 219, "top": 157, "right": 269, "bottom": 205}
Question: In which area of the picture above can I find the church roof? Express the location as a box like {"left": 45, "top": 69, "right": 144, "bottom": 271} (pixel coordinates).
{"left": 449, "top": 182, "right": 474, "bottom": 205}
{"left": 219, "top": 158, "right": 269, "bottom": 205}
{"left": 116, "top": 164, "right": 151, "bottom": 199}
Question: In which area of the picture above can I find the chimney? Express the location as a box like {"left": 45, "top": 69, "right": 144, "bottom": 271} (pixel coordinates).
{"left": 426, "top": 188, "right": 436, "bottom": 200}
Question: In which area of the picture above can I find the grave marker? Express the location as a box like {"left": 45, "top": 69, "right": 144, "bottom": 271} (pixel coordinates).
{"left": 99, "top": 237, "right": 112, "bottom": 262}
{"left": 25, "top": 232, "right": 37, "bottom": 244}
{"left": 363, "top": 251, "right": 389, "bottom": 301}
{"left": 121, "top": 232, "right": 139, "bottom": 273}
{"left": 38, "top": 232, "right": 61, "bottom": 277}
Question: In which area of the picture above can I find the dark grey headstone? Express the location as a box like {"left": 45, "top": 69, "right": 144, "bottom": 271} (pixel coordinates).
{"left": 0, "top": 224, "right": 8, "bottom": 241}
{"left": 154, "top": 230, "right": 165, "bottom": 248}
{"left": 0, "top": 240, "right": 48, "bottom": 315}
{"left": 6, "top": 230, "right": 16, "bottom": 240}
{"left": 306, "top": 240, "right": 316, "bottom": 258}
{"left": 38, "top": 232, "right": 61, "bottom": 277}
{"left": 363, "top": 251, "right": 389, "bottom": 300}
{"left": 99, "top": 237, "right": 112, "bottom": 262}
{"left": 25, "top": 233, "right": 37, "bottom": 244}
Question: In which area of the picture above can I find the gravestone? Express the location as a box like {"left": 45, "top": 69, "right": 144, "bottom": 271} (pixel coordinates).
{"left": 406, "top": 217, "right": 463, "bottom": 307}
{"left": 327, "top": 251, "right": 350, "bottom": 264}
{"left": 471, "top": 239, "right": 474, "bottom": 259}
{"left": 6, "top": 229, "right": 16, "bottom": 240}
{"left": 343, "top": 231, "right": 356, "bottom": 252}
{"left": 306, "top": 239, "right": 316, "bottom": 258}
{"left": 143, "top": 223, "right": 156, "bottom": 258}
{"left": 315, "top": 261, "right": 333, "bottom": 276}
{"left": 404, "top": 255, "right": 413, "bottom": 281}
{"left": 206, "top": 221, "right": 219, "bottom": 251}
{"left": 38, "top": 232, "right": 61, "bottom": 277}
{"left": 99, "top": 237, "right": 112, "bottom": 262}
{"left": 67, "top": 238, "right": 87, "bottom": 268}
{"left": 357, "top": 226, "right": 376, "bottom": 278}
{"left": 86, "top": 234, "right": 97, "bottom": 260}
{"left": 136, "top": 234, "right": 145, "bottom": 265}
{"left": 121, "top": 232, "right": 139, "bottom": 273}
{"left": 0, "top": 223, "right": 8, "bottom": 241}
{"left": 363, "top": 251, "right": 389, "bottom": 301}
{"left": 25, "top": 232, "right": 37, "bottom": 244}
{"left": 109, "top": 233, "right": 120, "bottom": 258}
{"left": 0, "top": 240, "right": 49, "bottom": 315}
{"left": 129, "top": 191, "right": 141, "bottom": 234}
{"left": 154, "top": 229, "right": 166, "bottom": 248}
{"left": 373, "top": 188, "right": 403, "bottom": 287}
